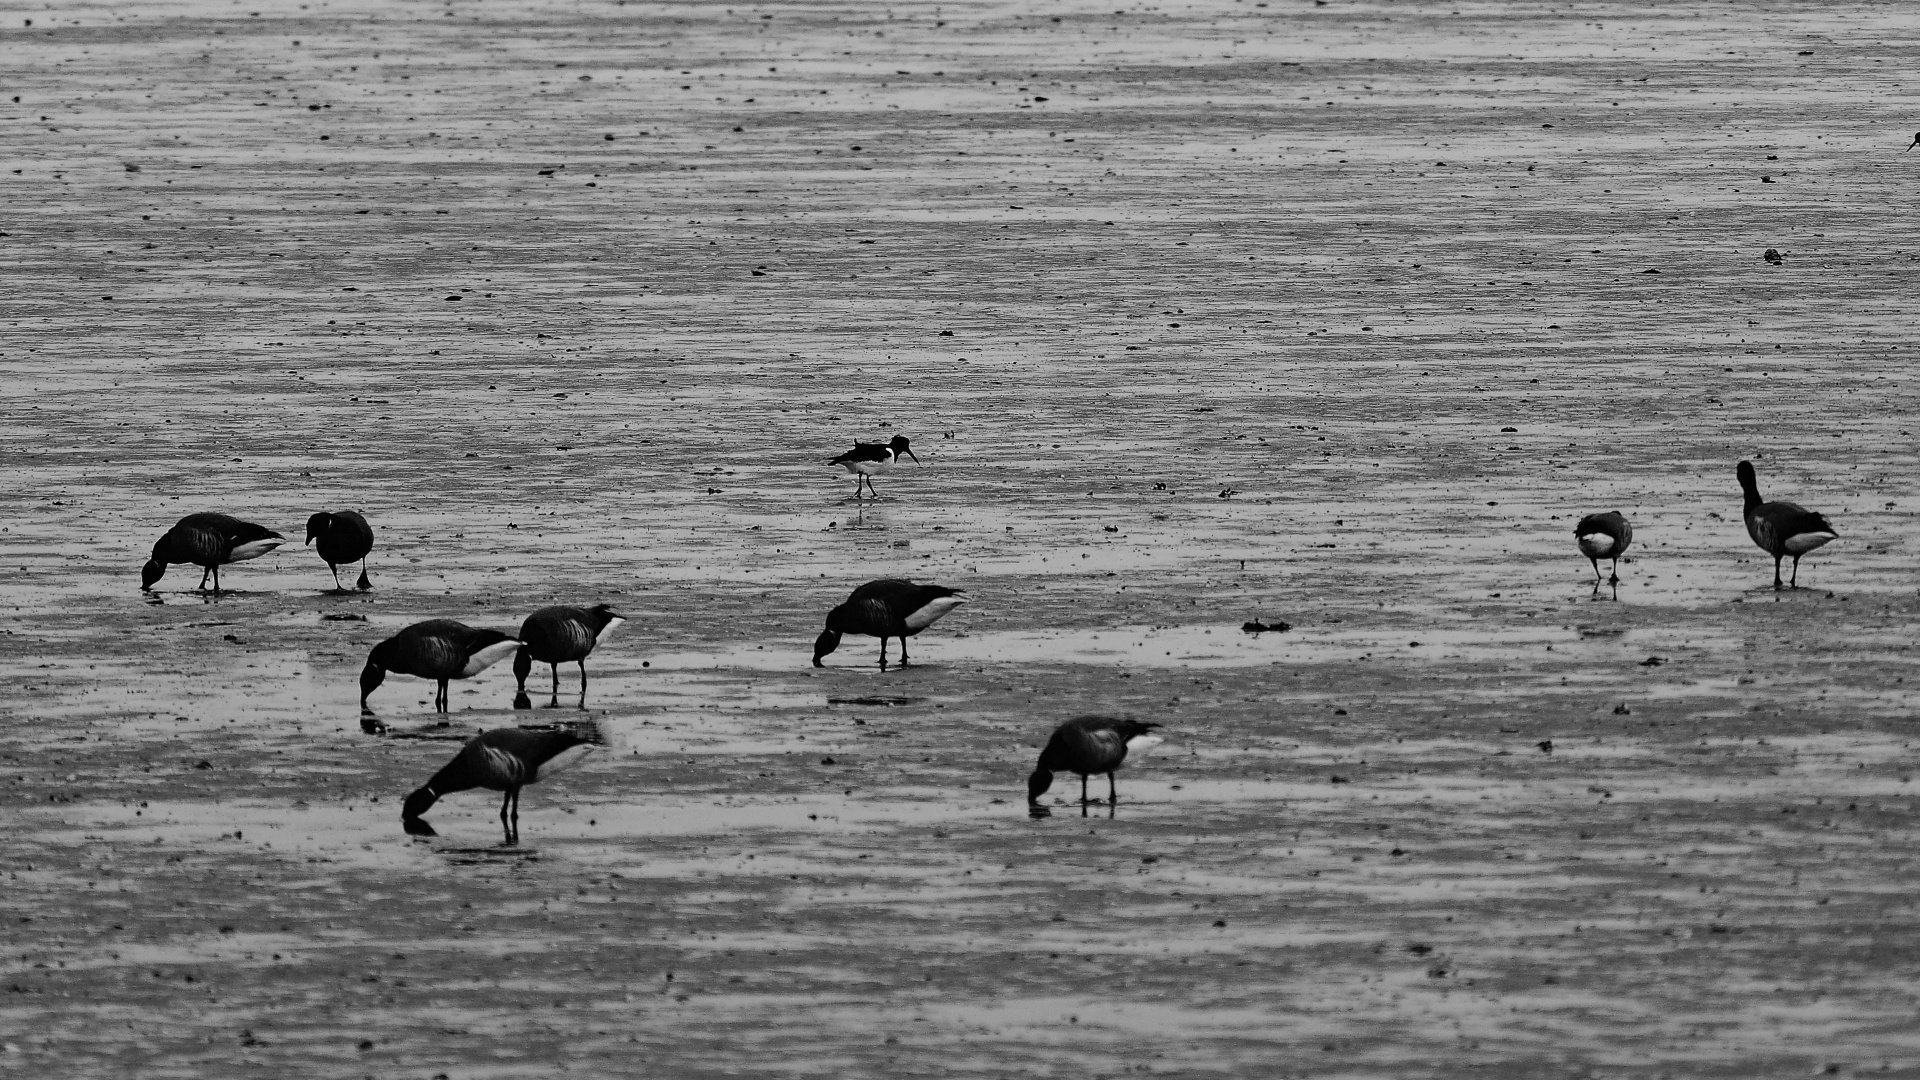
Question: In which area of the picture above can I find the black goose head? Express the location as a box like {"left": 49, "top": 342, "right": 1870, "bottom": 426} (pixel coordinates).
{"left": 587, "top": 603, "right": 626, "bottom": 632}
{"left": 1736, "top": 460, "right": 1761, "bottom": 506}
{"left": 359, "top": 656, "right": 386, "bottom": 710}
{"left": 1027, "top": 767, "right": 1054, "bottom": 805}
{"left": 304, "top": 512, "right": 332, "bottom": 545}
{"left": 401, "top": 786, "right": 438, "bottom": 820}
{"left": 889, "top": 435, "right": 919, "bottom": 463}
{"left": 812, "top": 629, "right": 842, "bottom": 666}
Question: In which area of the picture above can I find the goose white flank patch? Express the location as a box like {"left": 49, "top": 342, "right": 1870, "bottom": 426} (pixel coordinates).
{"left": 361, "top": 619, "right": 522, "bottom": 715}
{"left": 1737, "top": 459, "right": 1837, "bottom": 589}
{"left": 306, "top": 510, "right": 375, "bottom": 591}
{"left": 401, "top": 722, "right": 605, "bottom": 845}
{"left": 1574, "top": 511, "right": 1634, "bottom": 586}
{"left": 1028, "top": 716, "right": 1163, "bottom": 810}
{"left": 827, "top": 434, "right": 918, "bottom": 498}
{"left": 512, "top": 603, "right": 627, "bottom": 709}
{"left": 140, "top": 513, "right": 287, "bottom": 592}
{"left": 813, "top": 579, "right": 965, "bottom": 669}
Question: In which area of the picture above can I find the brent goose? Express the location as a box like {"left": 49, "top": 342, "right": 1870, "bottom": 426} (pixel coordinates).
{"left": 1027, "top": 716, "right": 1164, "bottom": 812}
{"left": 140, "top": 513, "right": 285, "bottom": 592}
{"left": 512, "top": 603, "right": 626, "bottom": 709}
{"left": 306, "top": 510, "right": 375, "bottom": 591}
{"left": 813, "top": 579, "right": 965, "bottom": 669}
{"left": 401, "top": 722, "right": 603, "bottom": 844}
{"left": 1738, "top": 460, "right": 1837, "bottom": 589}
{"left": 361, "top": 619, "right": 521, "bottom": 713}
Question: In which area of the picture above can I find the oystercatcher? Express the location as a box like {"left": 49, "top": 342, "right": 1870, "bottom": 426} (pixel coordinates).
{"left": 361, "top": 619, "right": 521, "bottom": 713}
{"left": 1027, "top": 716, "right": 1164, "bottom": 812}
{"left": 812, "top": 579, "right": 964, "bottom": 669}
{"left": 140, "top": 513, "right": 286, "bottom": 592}
{"left": 1574, "top": 511, "right": 1634, "bottom": 586}
{"left": 306, "top": 510, "right": 374, "bottom": 591}
{"left": 828, "top": 435, "right": 918, "bottom": 498}
{"left": 1737, "top": 460, "right": 1837, "bottom": 589}
{"left": 512, "top": 603, "right": 627, "bottom": 709}
{"left": 401, "top": 722, "right": 603, "bottom": 844}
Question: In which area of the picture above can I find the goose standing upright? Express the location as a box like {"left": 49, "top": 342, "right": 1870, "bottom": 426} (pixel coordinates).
{"left": 512, "top": 603, "right": 626, "bottom": 709}
{"left": 306, "top": 510, "right": 375, "bottom": 591}
{"left": 361, "top": 619, "right": 522, "bottom": 714}
{"left": 401, "top": 723, "right": 603, "bottom": 844}
{"left": 828, "top": 435, "right": 918, "bottom": 499}
{"left": 1027, "top": 716, "right": 1164, "bottom": 813}
{"left": 813, "top": 579, "right": 965, "bottom": 669}
{"left": 140, "top": 513, "right": 286, "bottom": 592}
{"left": 1574, "top": 511, "right": 1634, "bottom": 586}
{"left": 1738, "top": 459, "right": 1837, "bottom": 589}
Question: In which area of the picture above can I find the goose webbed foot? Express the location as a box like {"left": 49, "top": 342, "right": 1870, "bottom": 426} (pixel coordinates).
{"left": 1028, "top": 803, "right": 1052, "bottom": 820}
{"left": 512, "top": 692, "right": 532, "bottom": 710}
{"left": 403, "top": 816, "right": 437, "bottom": 837}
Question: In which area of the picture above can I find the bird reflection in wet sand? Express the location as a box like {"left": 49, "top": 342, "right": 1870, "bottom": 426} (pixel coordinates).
{"left": 401, "top": 722, "right": 603, "bottom": 845}
{"left": 1027, "top": 716, "right": 1164, "bottom": 819}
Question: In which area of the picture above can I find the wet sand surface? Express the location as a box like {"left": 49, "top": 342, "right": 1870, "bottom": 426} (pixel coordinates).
{"left": 6, "top": 0, "right": 1920, "bottom": 1074}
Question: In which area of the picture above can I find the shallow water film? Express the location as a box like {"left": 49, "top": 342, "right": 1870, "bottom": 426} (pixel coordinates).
{"left": 6, "top": 0, "right": 1920, "bottom": 1075}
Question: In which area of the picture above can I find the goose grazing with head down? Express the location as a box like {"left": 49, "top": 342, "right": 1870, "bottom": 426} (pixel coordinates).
{"left": 1027, "top": 716, "right": 1164, "bottom": 814}
{"left": 1737, "top": 460, "right": 1837, "bottom": 589}
{"left": 828, "top": 435, "right": 918, "bottom": 499}
{"left": 360, "top": 619, "right": 521, "bottom": 714}
{"left": 306, "top": 510, "right": 375, "bottom": 591}
{"left": 512, "top": 603, "right": 626, "bottom": 709}
{"left": 812, "top": 579, "right": 965, "bottom": 670}
{"left": 401, "top": 722, "right": 604, "bottom": 844}
{"left": 140, "top": 513, "right": 286, "bottom": 592}
{"left": 1574, "top": 511, "right": 1634, "bottom": 586}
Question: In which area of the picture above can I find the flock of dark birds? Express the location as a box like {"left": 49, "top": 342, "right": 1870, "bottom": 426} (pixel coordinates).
{"left": 134, "top": 451, "right": 1838, "bottom": 842}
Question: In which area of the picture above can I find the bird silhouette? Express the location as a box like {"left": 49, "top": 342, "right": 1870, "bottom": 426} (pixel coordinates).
{"left": 1737, "top": 460, "right": 1837, "bottom": 589}
{"left": 1906, "top": 131, "right": 1919, "bottom": 152}
{"left": 1027, "top": 716, "right": 1164, "bottom": 816}
{"left": 140, "top": 513, "right": 286, "bottom": 592}
{"left": 512, "top": 604, "right": 626, "bottom": 709}
{"left": 1574, "top": 511, "right": 1634, "bottom": 587}
{"left": 306, "top": 510, "right": 374, "bottom": 591}
{"left": 361, "top": 619, "right": 521, "bottom": 715}
{"left": 401, "top": 722, "right": 603, "bottom": 844}
{"left": 813, "top": 579, "right": 965, "bottom": 669}
{"left": 828, "top": 435, "right": 918, "bottom": 499}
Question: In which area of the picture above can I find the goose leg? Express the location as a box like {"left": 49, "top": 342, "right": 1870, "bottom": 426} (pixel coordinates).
{"left": 356, "top": 561, "right": 372, "bottom": 590}
{"left": 1589, "top": 558, "right": 1602, "bottom": 585}
{"left": 1108, "top": 773, "right": 1119, "bottom": 805}
{"left": 1772, "top": 555, "right": 1785, "bottom": 590}
{"left": 197, "top": 566, "right": 212, "bottom": 590}
{"left": 330, "top": 564, "right": 344, "bottom": 591}
{"left": 509, "top": 788, "right": 521, "bottom": 845}
{"left": 499, "top": 789, "right": 514, "bottom": 845}
{"left": 578, "top": 661, "right": 588, "bottom": 708}
{"left": 436, "top": 679, "right": 450, "bottom": 712}
{"left": 212, "top": 566, "right": 222, "bottom": 592}
{"left": 877, "top": 637, "right": 890, "bottom": 670}
{"left": 1790, "top": 555, "right": 1802, "bottom": 588}
{"left": 548, "top": 663, "right": 560, "bottom": 708}
{"left": 1079, "top": 774, "right": 1090, "bottom": 805}
{"left": 898, "top": 638, "right": 910, "bottom": 666}
{"left": 1609, "top": 558, "right": 1620, "bottom": 586}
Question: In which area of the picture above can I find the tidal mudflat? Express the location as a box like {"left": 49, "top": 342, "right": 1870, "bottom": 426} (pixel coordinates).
{"left": 5, "top": 0, "right": 1920, "bottom": 1075}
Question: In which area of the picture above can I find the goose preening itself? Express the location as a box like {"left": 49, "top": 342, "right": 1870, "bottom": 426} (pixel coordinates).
{"left": 1738, "top": 460, "right": 1837, "bottom": 589}
{"left": 1574, "top": 511, "right": 1634, "bottom": 586}
{"left": 401, "top": 722, "right": 604, "bottom": 844}
{"left": 512, "top": 603, "right": 626, "bottom": 709}
{"left": 1027, "top": 716, "right": 1164, "bottom": 815}
{"left": 828, "top": 435, "right": 918, "bottom": 499}
{"left": 140, "top": 513, "right": 286, "bottom": 592}
{"left": 812, "top": 579, "right": 965, "bottom": 670}
{"left": 361, "top": 619, "right": 521, "bottom": 714}
{"left": 306, "top": 510, "right": 375, "bottom": 591}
